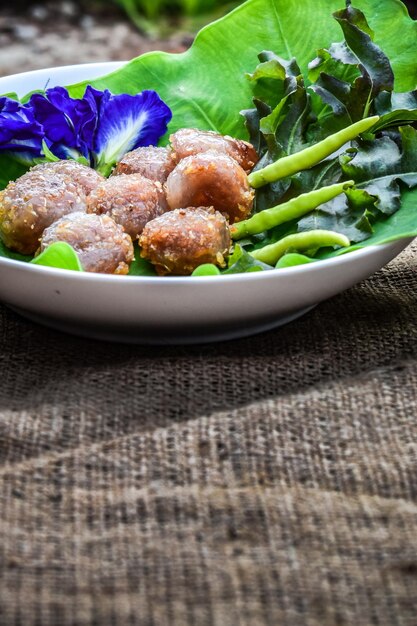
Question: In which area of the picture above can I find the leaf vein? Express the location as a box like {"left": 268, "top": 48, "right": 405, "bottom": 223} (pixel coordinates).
{"left": 271, "top": 0, "right": 292, "bottom": 61}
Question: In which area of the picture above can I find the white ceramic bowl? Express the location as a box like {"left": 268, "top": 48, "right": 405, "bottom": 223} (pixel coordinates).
{"left": 0, "top": 63, "right": 413, "bottom": 344}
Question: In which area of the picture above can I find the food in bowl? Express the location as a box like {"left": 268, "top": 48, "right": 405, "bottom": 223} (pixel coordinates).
{"left": 0, "top": 1, "right": 416, "bottom": 279}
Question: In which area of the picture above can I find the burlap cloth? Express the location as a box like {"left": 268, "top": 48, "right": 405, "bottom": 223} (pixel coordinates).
{"left": 1, "top": 242, "right": 417, "bottom": 626}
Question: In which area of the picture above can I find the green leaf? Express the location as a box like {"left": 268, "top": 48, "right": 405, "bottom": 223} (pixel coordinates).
{"left": 333, "top": 5, "right": 394, "bottom": 98}
{"left": 373, "top": 90, "right": 417, "bottom": 130}
{"left": 128, "top": 245, "right": 158, "bottom": 276}
{"left": 223, "top": 244, "right": 273, "bottom": 273}
{"left": 275, "top": 252, "right": 316, "bottom": 268}
{"left": 297, "top": 126, "right": 417, "bottom": 242}
{"left": 246, "top": 54, "right": 287, "bottom": 108}
{"left": 323, "top": 185, "right": 417, "bottom": 256}
{"left": 307, "top": 5, "right": 395, "bottom": 127}
{"left": 242, "top": 98, "right": 272, "bottom": 156}
{"left": 31, "top": 242, "right": 83, "bottom": 271}
{"left": 308, "top": 48, "right": 362, "bottom": 85}
{"left": 41, "top": 140, "right": 60, "bottom": 163}
{"left": 1, "top": 0, "right": 417, "bottom": 273}
{"left": 297, "top": 188, "right": 375, "bottom": 243}
{"left": 191, "top": 263, "right": 222, "bottom": 276}
{"left": 342, "top": 126, "right": 417, "bottom": 213}
{"left": 307, "top": 82, "right": 353, "bottom": 142}
{"left": 0, "top": 160, "right": 28, "bottom": 191}
{"left": 66, "top": 0, "right": 417, "bottom": 139}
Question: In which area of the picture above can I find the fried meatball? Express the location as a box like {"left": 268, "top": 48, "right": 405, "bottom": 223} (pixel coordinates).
{"left": 38, "top": 212, "right": 134, "bottom": 275}
{"left": 0, "top": 167, "right": 87, "bottom": 255}
{"left": 170, "top": 128, "right": 259, "bottom": 173}
{"left": 30, "top": 160, "right": 105, "bottom": 195}
{"left": 139, "top": 207, "right": 231, "bottom": 276}
{"left": 87, "top": 173, "right": 167, "bottom": 240}
{"left": 165, "top": 152, "right": 254, "bottom": 224}
{"left": 112, "top": 146, "right": 177, "bottom": 182}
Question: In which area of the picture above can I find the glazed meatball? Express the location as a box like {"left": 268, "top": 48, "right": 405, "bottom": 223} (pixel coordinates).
{"left": 38, "top": 212, "right": 134, "bottom": 275}
{"left": 165, "top": 152, "right": 254, "bottom": 224}
{"left": 112, "top": 146, "right": 177, "bottom": 182}
{"left": 0, "top": 167, "right": 87, "bottom": 255}
{"left": 139, "top": 207, "right": 231, "bottom": 276}
{"left": 87, "top": 173, "right": 167, "bottom": 240}
{"left": 30, "top": 160, "right": 105, "bottom": 195}
{"left": 170, "top": 128, "right": 259, "bottom": 173}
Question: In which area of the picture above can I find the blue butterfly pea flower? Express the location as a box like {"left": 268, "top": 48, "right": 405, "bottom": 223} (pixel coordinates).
{"left": 29, "top": 87, "right": 96, "bottom": 162}
{"left": 26, "top": 85, "right": 172, "bottom": 174}
{"left": 0, "top": 97, "right": 44, "bottom": 164}
{"left": 84, "top": 86, "right": 173, "bottom": 175}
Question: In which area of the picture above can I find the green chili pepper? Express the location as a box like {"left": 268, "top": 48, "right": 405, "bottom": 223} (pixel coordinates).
{"left": 248, "top": 116, "right": 379, "bottom": 188}
{"left": 230, "top": 180, "right": 354, "bottom": 240}
{"left": 250, "top": 230, "right": 350, "bottom": 265}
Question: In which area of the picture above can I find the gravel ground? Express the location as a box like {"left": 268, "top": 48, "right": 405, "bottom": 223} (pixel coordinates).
{"left": 0, "top": 2, "right": 190, "bottom": 78}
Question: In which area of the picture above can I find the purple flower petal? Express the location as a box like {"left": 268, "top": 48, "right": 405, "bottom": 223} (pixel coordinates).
{"left": 0, "top": 85, "right": 172, "bottom": 171}
{"left": 29, "top": 87, "right": 96, "bottom": 161}
{"left": 0, "top": 97, "right": 44, "bottom": 162}
{"left": 88, "top": 89, "right": 172, "bottom": 173}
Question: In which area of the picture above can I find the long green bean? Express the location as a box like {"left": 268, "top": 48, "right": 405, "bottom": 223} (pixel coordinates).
{"left": 248, "top": 116, "right": 379, "bottom": 188}
{"left": 230, "top": 180, "right": 354, "bottom": 240}
{"left": 250, "top": 230, "right": 350, "bottom": 265}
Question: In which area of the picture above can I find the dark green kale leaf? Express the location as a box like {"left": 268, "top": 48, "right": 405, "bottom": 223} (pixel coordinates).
{"left": 297, "top": 126, "right": 417, "bottom": 242}
{"left": 297, "top": 188, "right": 375, "bottom": 243}
{"left": 342, "top": 126, "right": 417, "bottom": 210}
{"left": 242, "top": 52, "right": 312, "bottom": 211}
{"left": 373, "top": 90, "right": 417, "bottom": 131}
{"left": 307, "top": 3, "right": 394, "bottom": 133}
{"left": 332, "top": 4, "right": 394, "bottom": 97}
{"left": 242, "top": 3, "right": 399, "bottom": 215}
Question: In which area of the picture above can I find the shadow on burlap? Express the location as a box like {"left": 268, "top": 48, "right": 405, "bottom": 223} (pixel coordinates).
{"left": 0, "top": 242, "right": 417, "bottom": 626}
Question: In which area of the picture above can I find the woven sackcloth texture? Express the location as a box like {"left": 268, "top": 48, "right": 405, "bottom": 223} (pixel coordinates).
{"left": 1, "top": 243, "right": 417, "bottom": 626}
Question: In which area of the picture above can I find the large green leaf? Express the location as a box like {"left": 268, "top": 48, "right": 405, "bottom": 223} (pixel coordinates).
{"left": 67, "top": 0, "right": 417, "bottom": 141}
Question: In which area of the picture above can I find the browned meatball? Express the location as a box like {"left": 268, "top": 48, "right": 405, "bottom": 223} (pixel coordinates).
{"left": 38, "top": 212, "right": 134, "bottom": 275}
{"left": 112, "top": 146, "right": 177, "bottom": 182}
{"left": 165, "top": 152, "right": 254, "bottom": 225}
{"left": 170, "top": 128, "right": 259, "bottom": 173}
{"left": 139, "top": 207, "right": 231, "bottom": 276}
{"left": 0, "top": 167, "right": 87, "bottom": 255}
{"left": 30, "top": 160, "right": 105, "bottom": 195}
{"left": 87, "top": 173, "right": 167, "bottom": 240}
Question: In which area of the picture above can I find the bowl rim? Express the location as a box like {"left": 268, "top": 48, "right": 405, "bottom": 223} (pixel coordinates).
{"left": 0, "top": 61, "right": 126, "bottom": 85}
{"left": 0, "top": 240, "right": 409, "bottom": 285}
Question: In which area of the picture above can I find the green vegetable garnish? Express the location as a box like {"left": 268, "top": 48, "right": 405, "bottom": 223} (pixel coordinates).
{"left": 275, "top": 253, "right": 316, "bottom": 269}
{"left": 0, "top": 0, "right": 416, "bottom": 276}
{"left": 31, "top": 242, "right": 83, "bottom": 272}
{"left": 248, "top": 117, "right": 379, "bottom": 188}
{"left": 231, "top": 181, "right": 354, "bottom": 239}
{"left": 250, "top": 230, "right": 350, "bottom": 265}
{"left": 192, "top": 264, "right": 222, "bottom": 276}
